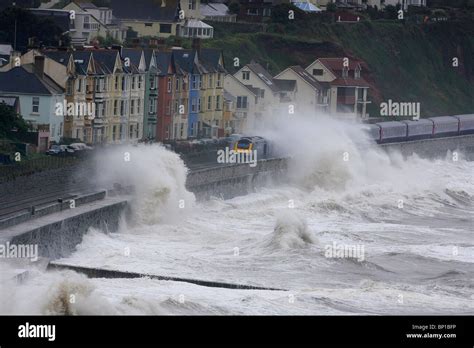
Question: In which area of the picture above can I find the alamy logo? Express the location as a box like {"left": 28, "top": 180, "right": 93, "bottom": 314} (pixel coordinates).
{"left": 324, "top": 242, "right": 365, "bottom": 262}
{"left": 380, "top": 99, "right": 420, "bottom": 120}
{"left": 217, "top": 147, "right": 257, "bottom": 167}
{"left": 55, "top": 100, "right": 96, "bottom": 119}
{"left": 0, "top": 242, "right": 38, "bottom": 262}
{"left": 18, "top": 323, "right": 56, "bottom": 341}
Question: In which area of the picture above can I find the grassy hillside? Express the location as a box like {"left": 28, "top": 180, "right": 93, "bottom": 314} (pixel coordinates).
{"left": 202, "top": 19, "right": 474, "bottom": 118}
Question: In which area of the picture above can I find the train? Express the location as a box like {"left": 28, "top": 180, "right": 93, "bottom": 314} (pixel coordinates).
{"left": 232, "top": 136, "right": 271, "bottom": 159}
{"left": 365, "top": 114, "right": 474, "bottom": 144}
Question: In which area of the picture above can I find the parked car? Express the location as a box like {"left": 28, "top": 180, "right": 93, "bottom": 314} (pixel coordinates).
{"left": 46, "top": 145, "right": 75, "bottom": 156}
{"left": 69, "top": 143, "right": 93, "bottom": 151}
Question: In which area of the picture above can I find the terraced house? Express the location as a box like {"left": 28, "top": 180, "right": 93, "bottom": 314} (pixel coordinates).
{"left": 155, "top": 46, "right": 226, "bottom": 141}
{"left": 22, "top": 48, "right": 145, "bottom": 144}
{"left": 197, "top": 48, "right": 226, "bottom": 138}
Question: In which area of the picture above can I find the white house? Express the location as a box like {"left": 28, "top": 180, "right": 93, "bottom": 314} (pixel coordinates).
{"left": 274, "top": 65, "right": 330, "bottom": 115}
{"left": 224, "top": 74, "right": 262, "bottom": 132}
{"left": 233, "top": 62, "right": 296, "bottom": 123}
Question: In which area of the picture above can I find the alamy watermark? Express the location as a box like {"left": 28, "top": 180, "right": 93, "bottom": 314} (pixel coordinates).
{"left": 324, "top": 241, "right": 365, "bottom": 262}
{"left": 217, "top": 147, "right": 257, "bottom": 168}
{"left": 380, "top": 99, "right": 420, "bottom": 120}
{"left": 55, "top": 100, "right": 96, "bottom": 119}
{"left": 0, "top": 242, "right": 38, "bottom": 262}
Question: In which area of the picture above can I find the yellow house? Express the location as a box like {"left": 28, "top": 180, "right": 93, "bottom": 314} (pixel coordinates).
{"left": 109, "top": 0, "right": 183, "bottom": 39}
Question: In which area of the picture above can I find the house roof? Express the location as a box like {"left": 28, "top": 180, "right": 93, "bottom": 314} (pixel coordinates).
{"left": 155, "top": 51, "right": 172, "bottom": 76}
{"left": 0, "top": 95, "right": 20, "bottom": 109}
{"left": 109, "top": 0, "right": 180, "bottom": 22}
{"left": 200, "top": 3, "right": 231, "bottom": 17}
{"left": 72, "top": 51, "right": 93, "bottom": 75}
{"left": 317, "top": 58, "right": 362, "bottom": 72}
{"left": 0, "top": 55, "right": 10, "bottom": 67}
{"left": 291, "top": 1, "right": 321, "bottom": 12}
{"left": 287, "top": 65, "right": 328, "bottom": 90}
{"left": 316, "top": 58, "right": 369, "bottom": 88}
{"left": 200, "top": 48, "right": 226, "bottom": 73}
{"left": 88, "top": 49, "right": 119, "bottom": 74}
{"left": 184, "top": 19, "right": 213, "bottom": 29}
{"left": 0, "top": 44, "right": 13, "bottom": 56}
{"left": 0, "top": 65, "right": 64, "bottom": 95}
{"left": 42, "top": 50, "right": 71, "bottom": 66}
{"left": 122, "top": 48, "right": 143, "bottom": 67}
{"left": 77, "top": 2, "right": 98, "bottom": 10}
{"left": 246, "top": 62, "right": 295, "bottom": 93}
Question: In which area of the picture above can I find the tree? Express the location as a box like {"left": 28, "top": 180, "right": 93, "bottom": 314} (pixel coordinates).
{"left": 0, "top": 7, "right": 70, "bottom": 52}
{"left": 383, "top": 4, "right": 398, "bottom": 19}
{"left": 228, "top": 1, "right": 240, "bottom": 15}
{"left": 0, "top": 103, "right": 29, "bottom": 141}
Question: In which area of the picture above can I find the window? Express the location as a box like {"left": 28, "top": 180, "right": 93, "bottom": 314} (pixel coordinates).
{"left": 137, "top": 99, "right": 141, "bottom": 114}
{"left": 32, "top": 97, "right": 40, "bottom": 113}
{"left": 242, "top": 71, "right": 250, "bottom": 80}
{"left": 138, "top": 76, "right": 143, "bottom": 89}
{"left": 145, "top": 23, "right": 153, "bottom": 27}
{"left": 130, "top": 125, "right": 134, "bottom": 139}
{"left": 167, "top": 77, "right": 172, "bottom": 93}
{"left": 198, "top": 98, "right": 202, "bottom": 112}
{"left": 188, "top": 0, "right": 196, "bottom": 10}
{"left": 150, "top": 76, "right": 156, "bottom": 89}
{"left": 120, "top": 101, "right": 125, "bottom": 115}
{"left": 67, "top": 80, "right": 73, "bottom": 95}
{"left": 166, "top": 100, "right": 171, "bottom": 115}
{"left": 160, "top": 24, "right": 172, "bottom": 33}
{"left": 263, "top": 8, "right": 271, "bottom": 16}
{"left": 114, "top": 100, "right": 118, "bottom": 115}
{"left": 149, "top": 99, "right": 155, "bottom": 113}
{"left": 77, "top": 78, "right": 82, "bottom": 92}
{"left": 198, "top": 76, "right": 202, "bottom": 88}
{"left": 207, "top": 96, "right": 212, "bottom": 110}
{"left": 191, "top": 98, "right": 197, "bottom": 112}
{"left": 313, "top": 69, "right": 324, "bottom": 76}
{"left": 180, "top": 123, "right": 184, "bottom": 138}
{"left": 176, "top": 77, "right": 180, "bottom": 91}
{"left": 112, "top": 125, "right": 117, "bottom": 141}
{"left": 131, "top": 100, "right": 135, "bottom": 115}
{"left": 237, "top": 96, "right": 248, "bottom": 109}
{"left": 115, "top": 76, "right": 119, "bottom": 90}
{"left": 247, "top": 8, "right": 259, "bottom": 15}
{"left": 355, "top": 69, "right": 361, "bottom": 79}
{"left": 122, "top": 76, "right": 126, "bottom": 91}
{"left": 132, "top": 76, "right": 136, "bottom": 90}
{"left": 216, "top": 95, "right": 221, "bottom": 110}
{"left": 217, "top": 74, "right": 222, "bottom": 87}
{"left": 192, "top": 75, "right": 198, "bottom": 89}
{"left": 209, "top": 74, "right": 213, "bottom": 88}
{"left": 342, "top": 67, "right": 348, "bottom": 78}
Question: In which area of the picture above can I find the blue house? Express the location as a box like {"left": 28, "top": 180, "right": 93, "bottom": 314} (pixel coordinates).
{"left": 0, "top": 57, "right": 65, "bottom": 144}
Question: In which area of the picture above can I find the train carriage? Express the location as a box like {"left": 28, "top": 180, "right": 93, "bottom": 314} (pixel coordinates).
{"left": 402, "top": 119, "right": 434, "bottom": 140}
{"left": 376, "top": 121, "right": 408, "bottom": 143}
{"left": 429, "top": 116, "right": 460, "bottom": 137}
{"left": 454, "top": 114, "right": 474, "bottom": 135}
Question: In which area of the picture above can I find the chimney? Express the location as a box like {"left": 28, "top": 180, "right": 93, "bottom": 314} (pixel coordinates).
{"left": 112, "top": 45, "right": 123, "bottom": 59}
{"left": 34, "top": 55, "right": 45, "bottom": 78}
{"left": 9, "top": 51, "right": 21, "bottom": 69}
{"left": 192, "top": 38, "right": 201, "bottom": 55}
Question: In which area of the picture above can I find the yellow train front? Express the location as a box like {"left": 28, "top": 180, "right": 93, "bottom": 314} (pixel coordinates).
{"left": 233, "top": 136, "right": 270, "bottom": 159}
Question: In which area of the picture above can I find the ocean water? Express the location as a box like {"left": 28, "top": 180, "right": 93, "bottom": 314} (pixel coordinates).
{"left": 2, "top": 117, "right": 473, "bottom": 315}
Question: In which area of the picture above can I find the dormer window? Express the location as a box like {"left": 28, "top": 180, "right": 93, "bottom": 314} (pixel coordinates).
{"left": 342, "top": 67, "right": 348, "bottom": 78}
{"left": 355, "top": 69, "right": 361, "bottom": 79}
{"left": 242, "top": 71, "right": 250, "bottom": 80}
